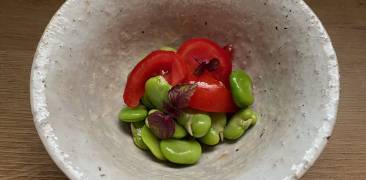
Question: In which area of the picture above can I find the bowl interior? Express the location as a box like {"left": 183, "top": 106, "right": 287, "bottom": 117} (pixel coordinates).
{"left": 31, "top": 0, "right": 339, "bottom": 179}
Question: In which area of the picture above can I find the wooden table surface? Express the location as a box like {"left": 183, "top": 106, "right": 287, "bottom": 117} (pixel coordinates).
{"left": 1, "top": 0, "right": 365, "bottom": 179}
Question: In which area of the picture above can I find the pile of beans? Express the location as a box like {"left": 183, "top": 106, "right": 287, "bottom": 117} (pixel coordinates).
{"left": 119, "top": 69, "right": 258, "bottom": 165}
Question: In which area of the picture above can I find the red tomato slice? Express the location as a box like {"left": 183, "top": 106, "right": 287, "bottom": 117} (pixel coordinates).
{"left": 177, "top": 38, "right": 232, "bottom": 86}
{"left": 123, "top": 50, "right": 186, "bottom": 107}
{"left": 188, "top": 74, "right": 238, "bottom": 112}
{"left": 223, "top": 44, "right": 234, "bottom": 60}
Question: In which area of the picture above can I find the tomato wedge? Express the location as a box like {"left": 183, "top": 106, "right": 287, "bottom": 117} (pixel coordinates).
{"left": 188, "top": 74, "right": 238, "bottom": 112}
{"left": 177, "top": 38, "right": 232, "bottom": 86}
{"left": 123, "top": 50, "right": 186, "bottom": 107}
{"left": 223, "top": 44, "right": 234, "bottom": 60}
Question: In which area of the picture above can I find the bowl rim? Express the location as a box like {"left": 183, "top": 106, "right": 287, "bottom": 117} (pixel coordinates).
{"left": 30, "top": 0, "right": 340, "bottom": 179}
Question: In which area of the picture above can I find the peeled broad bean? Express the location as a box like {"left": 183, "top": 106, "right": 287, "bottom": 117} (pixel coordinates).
{"left": 223, "top": 108, "right": 257, "bottom": 140}
{"left": 229, "top": 70, "right": 254, "bottom": 108}
{"left": 119, "top": 105, "right": 147, "bottom": 122}
{"left": 130, "top": 121, "right": 148, "bottom": 150}
{"left": 141, "top": 125, "right": 166, "bottom": 160}
{"left": 148, "top": 109, "right": 158, "bottom": 115}
{"left": 177, "top": 110, "right": 211, "bottom": 138}
{"left": 160, "top": 139, "right": 202, "bottom": 164}
{"left": 145, "top": 76, "right": 171, "bottom": 111}
{"left": 160, "top": 46, "right": 176, "bottom": 52}
{"left": 141, "top": 94, "right": 154, "bottom": 109}
{"left": 173, "top": 123, "right": 187, "bottom": 139}
{"left": 199, "top": 113, "right": 227, "bottom": 145}
{"left": 198, "top": 128, "right": 220, "bottom": 145}
{"left": 211, "top": 113, "right": 227, "bottom": 141}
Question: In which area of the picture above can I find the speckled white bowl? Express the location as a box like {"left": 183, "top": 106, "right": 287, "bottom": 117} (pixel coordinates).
{"left": 31, "top": 0, "right": 339, "bottom": 179}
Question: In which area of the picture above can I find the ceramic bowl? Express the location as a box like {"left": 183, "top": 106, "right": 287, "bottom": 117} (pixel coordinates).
{"left": 31, "top": 0, "right": 339, "bottom": 179}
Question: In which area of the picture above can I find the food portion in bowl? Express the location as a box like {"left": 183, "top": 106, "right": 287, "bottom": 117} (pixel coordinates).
{"left": 118, "top": 38, "right": 258, "bottom": 165}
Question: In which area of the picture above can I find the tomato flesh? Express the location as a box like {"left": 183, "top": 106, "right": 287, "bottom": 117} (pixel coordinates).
{"left": 123, "top": 50, "right": 186, "bottom": 107}
{"left": 178, "top": 38, "right": 231, "bottom": 86}
{"left": 188, "top": 74, "right": 238, "bottom": 112}
{"left": 123, "top": 38, "right": 237, "bottom": 113}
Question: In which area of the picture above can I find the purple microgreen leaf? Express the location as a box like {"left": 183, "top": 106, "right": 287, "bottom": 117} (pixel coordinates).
{"left": 163, "top": 103, "right": 181, "bottom": 119}
{"left": 194, "top": 63, "right": 206, "bottom": 76}
{"left": 193, "top": 58, "right": 220, "bottom": 76}
{"left": 206, "top": 58, "right": 219, "bottom": 71}
{"left": 193, "top": 57, "right": 201, "bottom": 63}
{"left": 168, "top": 84, "right": 197, "bottom": 109}
{"left": 147, "top": 111, "right": 175, "bottom": 139}
{"left": 163, "top": 83, "right": 197, "bottom": 118}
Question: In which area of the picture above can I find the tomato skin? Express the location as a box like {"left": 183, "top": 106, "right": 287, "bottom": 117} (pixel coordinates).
{"left": 177, "top": 38, "right": 232, "bottom": 86}
{"left": 123, "top": 50, "right": 186, "bottom": 107}
{"left": 124, "top": 38, "right": 236, "bottom": 112}
{"left": 223, "top": 44, "right": 234, "bottom": 60}
{"left": 188, "top": 74, "right": 238, "bottom": 112}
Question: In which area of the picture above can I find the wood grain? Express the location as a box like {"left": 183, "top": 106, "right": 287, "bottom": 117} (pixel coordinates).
{"left": 0, "top": 0, "right": 365, "bottom": 179}
{"left": 0, "top": 1, "right": 67, "bottom": 179}
{"left": 303, "top": 0, "right": 366, "bottom": 179}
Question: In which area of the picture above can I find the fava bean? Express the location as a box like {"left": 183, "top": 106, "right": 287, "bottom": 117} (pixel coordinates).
{"left": 230, "top": 70, "right": 254, "bottom": 108}
{"left": 160, "top": 46, "right": 176, "bottom": 52}
{"left": 173, "top": 123, "right": 187, "bottom": 139}
{"left": 145, "top": 76, "right": 171, "bottom": 111}
{"left": 148, "top": 109, "right": 158, "bottom": 115}
{"left": 160, "top": 139, "right": 201, "bottom": 164}
{"left": 141, "top": 94, "right": 154, "bottom": 109}
{"left": 177, "top": 110, "right": 211, "bottom": 138}
{"left": 198, "top": 128, "right": 220, "bottom": 145}
{"left": 223, "top": 108, "right": 257, "bottom": 140}
{"left": 130, "top": 121, "right": 148, "bottom": 150}
{"left": 199, "top": 113, "right": 227, "bottom": 145}
{"left": 211, "top": 113, "right": 227, "bottom": 141}
{"left": 119, "top": 105, "right": 147, "bottom": 122}
{"left": 141, "top": 125, "right": 166, "bottom": 160}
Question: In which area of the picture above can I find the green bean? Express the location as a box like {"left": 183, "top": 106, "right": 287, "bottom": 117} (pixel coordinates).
{"left": 160, "top": 46, "right": 176, "bottom": 52}
{"left": 145, "top": 76, "right": 171, "bottom": 111}
{"left": 141, "top": 125, "right": 166, "bottom": 160}
{"left": 223, "top": 108, "right": 258, "bottom": 140}
{"left": 160, "top": 139, "right": 201, "bottom": 164}
{"left": 199, "top": 113, "right": 227, "bottom": 145}
{"left": 130, "top": 121, "right": 148, "bottom": 150}
{"left": 118, "top": 105, "right": 147, "bottom": 122}
{"left": 172, "top": 123, "right": 187, "bottom": 139}
{"left": 229, "top": 70, "right": 254, "bottom": 108}
{"left": 177, "top": 110, "right": 211, "bottom": 138}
